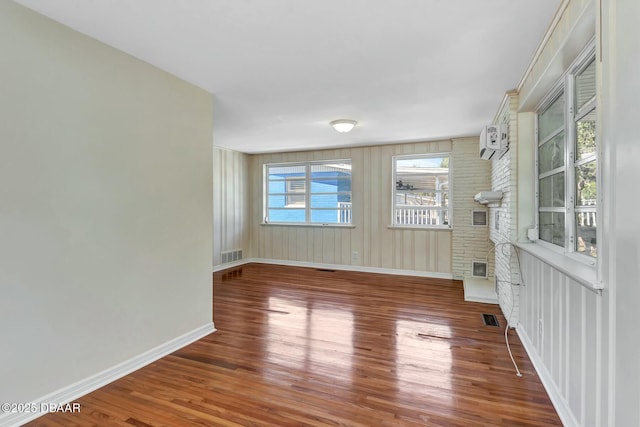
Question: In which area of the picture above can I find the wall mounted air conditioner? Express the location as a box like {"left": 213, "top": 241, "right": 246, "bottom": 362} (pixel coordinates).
{"left": 479, "top": 124, "right": 508, "bottom": 160}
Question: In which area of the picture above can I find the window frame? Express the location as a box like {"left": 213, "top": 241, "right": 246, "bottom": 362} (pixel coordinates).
{"left": 534, "top": 45, "right": 597, "bottom": 266}
{"left": 264, "top": 159, "right": 353, "bottom": 226}
{"left": 391, "top": 153, "right": 452, "bottom": 229}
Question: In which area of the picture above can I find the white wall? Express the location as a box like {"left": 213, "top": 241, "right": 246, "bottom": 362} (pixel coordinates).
{"left": 213, "top": 146, "right": 250, "bottom": 268}
{"left": 491, "top": 0, "right": 622, "bottom": 425}
{"left": 249, "top": 141, "right": 454, "bottom": 276}
{"left": 518, "top": 251, "right": 607, "bottom": 426}
{"left": 0, "top": 0, "right": 213, "bottom": 409}
{"left": 490, "top": 93, "right": 521, "bottom": 326}
{"left": 601, "top": 0, "right": 640, "bottom": 424}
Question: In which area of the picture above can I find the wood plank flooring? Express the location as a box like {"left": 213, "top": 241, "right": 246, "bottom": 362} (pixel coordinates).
{"left": 28, "top": 263, "right": 561, "bottom": 426}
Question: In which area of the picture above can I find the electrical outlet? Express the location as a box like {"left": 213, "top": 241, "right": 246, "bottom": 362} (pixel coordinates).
{"left": 352, "top": 251, "right": 359, "bottom": 260}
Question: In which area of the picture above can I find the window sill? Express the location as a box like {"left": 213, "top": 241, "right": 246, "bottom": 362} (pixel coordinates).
{"left": 387, "top": 225, "right": 452, "bottom": 231}
{"left": 515, "top": 242, "right": 602, "bottom": 293}
{"left": 261, "top": 223, "right": 355, "bottom": 228}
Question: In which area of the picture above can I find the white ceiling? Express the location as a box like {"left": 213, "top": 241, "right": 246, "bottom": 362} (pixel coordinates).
{"left": 15, "top": 0, "right": 561, "bottom": 154}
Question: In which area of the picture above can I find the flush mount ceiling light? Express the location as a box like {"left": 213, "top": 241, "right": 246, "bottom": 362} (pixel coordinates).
{"left": 330, "top": 119, "right": 357, "bottom": 133}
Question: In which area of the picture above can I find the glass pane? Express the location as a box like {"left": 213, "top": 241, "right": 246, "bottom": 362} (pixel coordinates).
{"left": 576, "top": 59, "right": 596, "bottom": 112}
{"left": 310, "top": 177, "right": 351, "bottom": 193}
{"left": 310, "top": 209, "right": 340, "bottom": 224}
{"left": 310, "top": 162, "right": 351, "bottom": 180}
{"left": 285, "top": 194, "right": 305, "bottom": 207}
{"left": 267, "top": 209, "right": 305, "bottom": 223}
{"left": 576, "top": 212, "right": 597, "bottom": 257}
{"left": 539, "top": 173, "right": 565, "bottom": 208}
{"left": 268, "top": 165, "right": 305, "bottom": 181}
{"left": 538, "top": 93, "right": 564, "bottom": 142}
{"left": 310, "top": 193, "right": 351, "bottom": 208}
{"left": 538, "top": 132, "right": 565, "bottom": 174}
{"left": 286, "top": 178, "right": 305, "bottom": 192}
{"left": 539, "top": 212, "right": 565, "bottom": 247}
{"left": 395, "top": 191, "right": 447, "bottom": 207}
{"left": 395, "top": 157, "right": 449, "bottom": 192}
{"left": 576, "top": 160, "right": 597, "bottom": 206}
{"left": 576, "top": 110, "right": 596, "bottom": 160}
{"left": 268, "top": 195, "right": 285, "bottom": 208}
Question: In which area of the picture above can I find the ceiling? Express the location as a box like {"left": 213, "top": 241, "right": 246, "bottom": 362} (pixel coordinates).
{"left": 14, "top": 0, "right": 561, "bottom": 154}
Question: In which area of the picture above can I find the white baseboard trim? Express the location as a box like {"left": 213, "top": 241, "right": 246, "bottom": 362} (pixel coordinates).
{"left": 238, "top": 258, "right": 453, "bottom": 280}
{"left": 212, "top": 259, "right": 252, "bottom": 272}
{"left": 516, "top": 323, "right": 579, "bottom": 427}
{"left": 0, "top": 322, "right": 215, "bottom": 427}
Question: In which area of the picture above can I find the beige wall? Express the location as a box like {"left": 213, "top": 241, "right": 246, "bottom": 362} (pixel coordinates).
{"left": 450, "top": 137, "right": 493, "bottom": 280}
{"left": 248, "top": 141, "right": 453, "bottom": 276}
{"left": 213, "top": 147, "right": 250, "bottom": 268}
{"left": 0, "top": 1, "right": 213, "bottom": 407}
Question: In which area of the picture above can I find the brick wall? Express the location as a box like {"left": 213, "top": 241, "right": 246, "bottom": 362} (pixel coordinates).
{"left": 490, "top": 92, "right": 521, "bottom": 326}
{"left": 451, "top": 137, "right": 493, "bottom": 280}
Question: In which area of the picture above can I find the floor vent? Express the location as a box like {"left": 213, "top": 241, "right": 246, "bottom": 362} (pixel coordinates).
{"left": 316, "top": 268, "right": 336, "bottom": 272}
{"left": 221, "top": 249, "right": 243, "bottom": 264}
{"left": 482, "top": 313, "right": 500, "bottom": 327}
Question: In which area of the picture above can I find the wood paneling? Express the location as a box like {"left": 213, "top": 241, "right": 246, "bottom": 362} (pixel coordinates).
{"left": 213, "top": 147, "right": 250, "bottom": 268}
{"left": 249, "top": 142, "right": 453, "bottom": 275}
{"left": 29, "top": 263, "right": 561, "bottom": 426}
{"left": 518, "top": 250, "right": 605, "bottom": 426}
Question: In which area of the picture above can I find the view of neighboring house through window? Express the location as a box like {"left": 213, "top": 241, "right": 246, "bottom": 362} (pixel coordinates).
{"left": 392, "top": 154, "right": 451, "bottom": 227}
{"left": 265, "top": 160, "right": 352, "bottom": 224}
{"left": 537, "top": 51, "right": 597, "bottom": 258}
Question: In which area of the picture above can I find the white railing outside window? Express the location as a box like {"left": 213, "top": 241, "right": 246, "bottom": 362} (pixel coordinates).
{"left": 338, "top": 202, "right": 352, "bottom": 224}
{"left": 394, "top": 208, "right": 447, "bottom": 226}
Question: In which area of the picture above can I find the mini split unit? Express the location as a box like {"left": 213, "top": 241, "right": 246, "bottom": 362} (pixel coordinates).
{"left": 479, "top": 124, "right": 508, "bottom": 160}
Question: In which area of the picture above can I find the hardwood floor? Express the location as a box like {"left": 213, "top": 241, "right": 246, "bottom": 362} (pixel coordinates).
{"left": 28, "top": 263, "right": 561, "bottom": 426}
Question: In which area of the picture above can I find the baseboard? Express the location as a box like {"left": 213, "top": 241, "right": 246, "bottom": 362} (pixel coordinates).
{"left": 0, "top": 322, "right": 216, "bottom": 427}
{"left": 242, "top": 258, "right": 453, "bottom": 280}
{"left": 516, "top": 324, "right": 579, "bottom": 427}
{"left": 212, "top": 259, "right": 252, "bottom": 272}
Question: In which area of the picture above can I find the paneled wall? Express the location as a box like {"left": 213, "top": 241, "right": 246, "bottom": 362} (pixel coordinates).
{"left": 517, "top": 250, "right": 606, "bottom": 427}
{"left": 213, "top": 147, "right": 250, "bottom": 268}
{"left": 248, "top": 141, "right": 453, "bottom": 276}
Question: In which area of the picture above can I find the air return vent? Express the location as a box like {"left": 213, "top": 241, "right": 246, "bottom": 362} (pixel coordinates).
{"left": 221, "top": 249, "right": 243, "bottom": 265}
{"left": 472, "top": 210, "right": 488, "bottom": 226}
{"left": 471, "top": 261, "right": 488, "bottom": 278}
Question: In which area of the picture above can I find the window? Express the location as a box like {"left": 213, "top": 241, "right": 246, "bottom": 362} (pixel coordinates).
{"left": 537, "top": 51, "right": 597, "bottom": 259}
{"left": 264, "top": 160, "right": 352, "bottom": 225}
{"left": 285, "top": 178, "right": 306, "bottom": 207}
{"left": 392, "top": 154, "right": 451, "bottom": 227}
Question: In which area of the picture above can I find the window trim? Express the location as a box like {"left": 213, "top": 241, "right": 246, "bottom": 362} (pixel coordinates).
{"left": 391, "top": 153, "right": 452, "bottom": 229}
{"left": 534, "top": 43, "right": 597, "bottom": 267}
{"left": 264, "top": 159, "right": 353, "bottom": 226}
